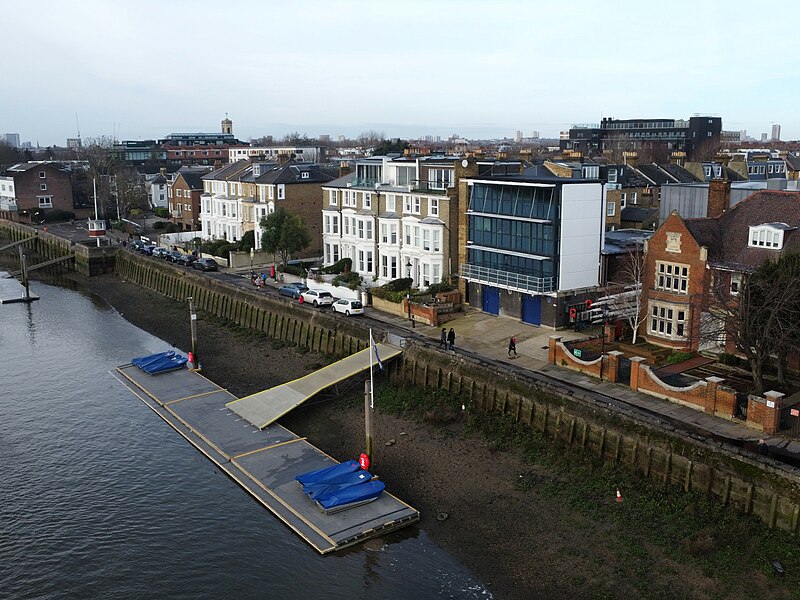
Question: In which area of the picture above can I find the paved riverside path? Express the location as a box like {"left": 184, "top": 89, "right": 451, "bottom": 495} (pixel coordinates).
{"left": 209, "top": 268, "right": 800, "bottom": 459}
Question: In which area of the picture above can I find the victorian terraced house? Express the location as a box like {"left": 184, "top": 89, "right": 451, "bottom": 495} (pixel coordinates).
{"left": 321, "top": 156, "right": 464, "bottom": 288}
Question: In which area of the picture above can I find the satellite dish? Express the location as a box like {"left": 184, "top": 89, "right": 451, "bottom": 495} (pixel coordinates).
{"left": 461, "top": 159, "right": 469, "bottom": 168}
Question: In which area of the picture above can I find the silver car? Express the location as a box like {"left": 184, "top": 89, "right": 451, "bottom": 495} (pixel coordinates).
{"left": 300, "top": 289, "right": 334, "bottom": 307}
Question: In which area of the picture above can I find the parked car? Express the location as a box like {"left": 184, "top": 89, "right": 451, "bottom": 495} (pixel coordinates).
{"left": 139, "top": 244, "right": 156, "bottom": 255}
{"left": 192, "top": 258, "right": 218, "bottom": 271}
{"left": 331, "top": 298, "right": 364, "bottom": 316}
{"left": 152, "top": 247, "right": 170, "bottom": 259}
{"left": 278, "top": 282, "right": 308, "bottom": 299}
{"left": 166, "top": 250, "right": 184, "bottom": 263}
{"left": 130, "top": 239, "right": 145, "bottom": 252}
{"left": 300, "top": 289, "right": 334, "bottom": 307}
{"left": 174, "top": 253, "right": 196, "bottom": 266}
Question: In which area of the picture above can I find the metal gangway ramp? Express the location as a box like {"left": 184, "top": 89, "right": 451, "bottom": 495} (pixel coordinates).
{"left": 115, "top": 360, "right": 418, "bottom": 554}
{"left": 227, "top": 343, "right": 402, "bottom": 429}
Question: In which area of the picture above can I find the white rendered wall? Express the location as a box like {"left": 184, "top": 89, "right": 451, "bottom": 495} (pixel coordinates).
{"left": 558, "top": 182, "right": 603, "bottom": 291}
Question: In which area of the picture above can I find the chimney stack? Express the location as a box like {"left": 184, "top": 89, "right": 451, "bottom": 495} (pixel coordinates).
{"left": 707, "top": 179, "right": 731, "bottom": 218}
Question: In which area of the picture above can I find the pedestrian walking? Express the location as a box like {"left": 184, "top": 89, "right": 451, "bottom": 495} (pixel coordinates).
{"left": 508, "top": 336, "right": 518, "bottom": 358}
{"left": 438, "top": 328, "right": 447, "bottom": 349}
{"left": 261, "top": 272, "right": 267, "bottom": 285}
{"left": 270, "top": 264, "right": 276, "bottom": 281}
{"left": 447, "top": 328, "right": 456, "bottom": 351}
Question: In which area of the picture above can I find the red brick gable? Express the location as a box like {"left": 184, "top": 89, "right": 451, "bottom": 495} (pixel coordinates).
{"left": 641, "top": 211, "right": 709, "bottom": 350}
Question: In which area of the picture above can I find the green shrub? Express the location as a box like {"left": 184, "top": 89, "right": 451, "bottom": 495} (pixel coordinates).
{"left": 666, "top": 351, "right": 695, "bottom": 365}
{"left": 164, "top": 223, "right": 179, "bottom": 233}
{"left": 237, "top": 230, "right": 255, "bottom": 252}
{"left": 371, "top": 287, "right": 408, "bottom": 303}
{"left": 383, "top": 277, "right": 413, "bottom": 292}
{"left": 426, "top": 281, "right": 455, "bottom": 295}
{"left": 154, "top": 207, "right": 169, "bottom": 218}
{"left": 152, "top": 221, "right": 167, "bottom": 230}
{"left": 322, "top": 257, "right": 352, "bottom": 274}
{"left": 281, "top": 264, "right": 305, "bottom": 276}
{"left": 332, "top": 271, "right": 361, "bottom": 290}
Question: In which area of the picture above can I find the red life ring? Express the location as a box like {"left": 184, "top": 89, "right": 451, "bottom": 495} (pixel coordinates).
{"left": 569, "top": 307, "right": 577, "bottom": 319}
{"left": 585, "top": 299, "right": 593, "bottom": 309}
{"left": 359, "top": 453, "right": 370, "bottom": 470}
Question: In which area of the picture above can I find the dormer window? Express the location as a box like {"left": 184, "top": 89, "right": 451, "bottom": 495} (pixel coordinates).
{"left": 748, "top": 224, "right": 786, "bottom": 249}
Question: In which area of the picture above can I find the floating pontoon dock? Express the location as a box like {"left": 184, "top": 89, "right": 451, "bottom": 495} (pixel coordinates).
{"left": 115, "top": 357, "right": 418, "bottom": 554}
{"left": 228, "top": 343, "right": 402, "bottom": 428}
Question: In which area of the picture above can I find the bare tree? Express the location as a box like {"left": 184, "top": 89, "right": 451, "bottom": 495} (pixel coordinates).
{"left": 703, "top": 256, "right": 800, "bottom": 394}
{"left": 113, "top": 168, "right": 149, "bottom": 219}
{"left": 604, "top": 245, "right": 646, "bottom": 343}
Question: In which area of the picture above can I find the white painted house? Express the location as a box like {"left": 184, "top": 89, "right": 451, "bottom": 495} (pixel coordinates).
{"left": 321, "top": 156, "right": 460, "bottom": 288}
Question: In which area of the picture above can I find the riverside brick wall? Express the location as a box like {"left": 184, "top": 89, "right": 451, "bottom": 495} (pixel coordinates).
{"left": 393, "top": 341, "right": 800, "bottom": 533}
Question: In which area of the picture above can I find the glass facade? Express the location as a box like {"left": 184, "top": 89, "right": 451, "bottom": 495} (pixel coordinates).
{"left": 468, "top": 183, "right": 558, "bottom": 220}
{"left": 466, "top": 182, "right": 558, "bottom": 281}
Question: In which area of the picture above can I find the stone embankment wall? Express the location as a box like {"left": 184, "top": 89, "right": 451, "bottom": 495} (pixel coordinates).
{"left": 115, "top": 251, "right": 368, "bottom": 358}
{"left": 0, "top": 219, "right": 115, "bottom": 276}
{"left": 390, "top": 342, "right": 800, "bottom": 534}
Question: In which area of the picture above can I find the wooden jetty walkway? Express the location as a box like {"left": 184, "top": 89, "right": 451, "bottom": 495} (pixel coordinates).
{"left": 228, "top": 343, "right": 402, "bottom": 428}
{"left": 114, "top": 361, "right": 419, "bottom": 554}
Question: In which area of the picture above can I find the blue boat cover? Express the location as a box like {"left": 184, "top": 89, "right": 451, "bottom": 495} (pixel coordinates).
{"left": 319, "top": 480, "right": 386, "bottom": 510}
{"left": 295, "top": 460, "right": 360, "bottom": 486}
{"left": 303, "top": 470, "right": 373, "bottom": 501}
{"left": 131, "top": 351, "right": 188, "bottom": 375}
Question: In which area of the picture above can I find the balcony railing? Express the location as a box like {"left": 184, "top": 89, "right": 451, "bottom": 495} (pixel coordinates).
{"left": 411, "top": 180, "right": 450, "bottom": 195}
{"left": 351, "top": 177, "right": 380, "bottom": 188}
{"left": 460, "top": 263, "right": 554, "bottom": 294}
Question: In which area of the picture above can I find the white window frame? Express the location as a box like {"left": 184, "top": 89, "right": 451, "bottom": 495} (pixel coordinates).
{"left": 37, "top": 195, "right": 53, "bottom": 208}
{"left": 330, "top": 190, "right": 338, "bottom": 206}
{"left": 429, "top": 197, "right": 439, "bottom": 217}
{"left": 649, "top": 302, "right": 688, "bottom": 340}
{"left": 655, "top": 261, "right": 689, "bottom": 294}
{"left": 607, "top": 201, "right": 616, "bottom": 217}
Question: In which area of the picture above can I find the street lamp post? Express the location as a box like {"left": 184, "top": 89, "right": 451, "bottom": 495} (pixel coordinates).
{"left": 599, "top": 307, "right": 608, "bottom": 381}
{"left": 406, "top": 259, "right": 414, "bottom": 328}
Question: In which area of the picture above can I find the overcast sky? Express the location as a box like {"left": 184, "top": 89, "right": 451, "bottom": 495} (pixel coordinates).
{"left": 5, "top": 0, "right": 800, "bottom": 146}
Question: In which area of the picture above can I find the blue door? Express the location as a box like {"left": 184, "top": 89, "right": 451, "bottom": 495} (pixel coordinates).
{"left": 482, "top": 285, "right": 500, "bottom": 315}
{"left": 521, "top": 294, "right": 541, "bottom": 326}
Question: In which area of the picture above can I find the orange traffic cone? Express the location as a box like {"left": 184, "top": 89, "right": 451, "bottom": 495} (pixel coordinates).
{"left": 615, "top": 488, "right": 623, "bottom": 503}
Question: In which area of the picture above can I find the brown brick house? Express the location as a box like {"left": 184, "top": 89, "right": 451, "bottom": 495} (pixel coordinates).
{"left": 641, "top": 189, "right": 800, "bottom": 354}
{"left": 169, "top": 168, "right": 208, "bottom": 231}
{"left": 3, "top": 162, "right": 73, "bottom": 222}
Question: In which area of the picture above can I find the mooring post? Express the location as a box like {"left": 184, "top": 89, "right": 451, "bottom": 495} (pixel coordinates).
{"left": 19, "top": 246, "right": 29, "bottom": 301}
{"left": 188, "top": 296, "right": 198, "bottom": 369}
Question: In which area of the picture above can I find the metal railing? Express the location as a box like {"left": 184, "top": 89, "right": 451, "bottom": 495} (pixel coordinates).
{"left": 460, "top": 263, "right": 554, "bottom": 294}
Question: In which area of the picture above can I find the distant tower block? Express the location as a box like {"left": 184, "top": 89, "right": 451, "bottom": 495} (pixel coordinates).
{"left": 222, "top": 114, "right": 233, "bottom": 135}
{"left": 772, "top": 123, "right": 781, "bottom": 141}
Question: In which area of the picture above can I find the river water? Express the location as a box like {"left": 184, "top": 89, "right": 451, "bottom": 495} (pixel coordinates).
{"left": 0, "top": 281, "right": 490, "bottom": 599}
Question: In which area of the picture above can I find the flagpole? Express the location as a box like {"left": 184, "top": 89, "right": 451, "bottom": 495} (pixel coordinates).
{"left": 365, "top": 329, "right": 374, "bottom": 467}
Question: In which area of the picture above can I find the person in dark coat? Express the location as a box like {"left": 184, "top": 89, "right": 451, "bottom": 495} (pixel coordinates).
{"left": 508, "top": 336, "right": 518, "bottom": 357}
{"left": 447, "top": 328, "right": 456, "bottom": 350}
{"left": 438, "top": 328, "right": 447, "bottom": 349}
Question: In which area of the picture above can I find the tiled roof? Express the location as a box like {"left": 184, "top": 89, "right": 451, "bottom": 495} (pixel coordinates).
{"left": 202, "top": 160, "right": 250, "bottom": 181}
{"left": 659, "top": 163, "right": 702, "bottom": 183}
{"left": 684, "top": 190, "right": 800, "bottom": 270}
{"left": 635, "top": 164, "right": 675, "bottom": 185}
{"left": 621, "top": 206, "right": 658, "bottom": 222}
{"left": 255, "top": 162, "right": 335, "bottom": 184}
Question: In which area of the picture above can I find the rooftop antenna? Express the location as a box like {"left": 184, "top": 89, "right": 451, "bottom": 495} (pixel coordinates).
{"left": 74, "top": 113, "right": 82, "bottom": 160}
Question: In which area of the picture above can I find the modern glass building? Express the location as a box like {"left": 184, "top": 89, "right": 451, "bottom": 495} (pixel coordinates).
{"left": 460, "top": 175, "right": 604, "bottom": 327}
